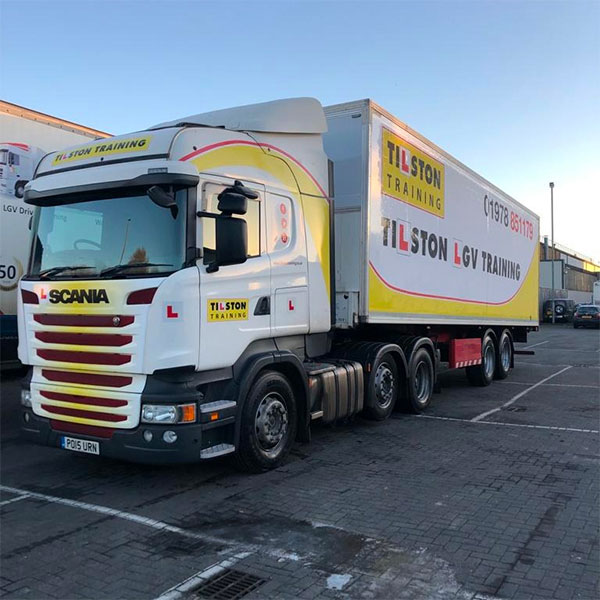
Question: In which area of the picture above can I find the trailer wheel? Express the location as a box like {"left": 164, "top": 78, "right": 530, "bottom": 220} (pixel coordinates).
{"left": 466, "top": 334, "right": 495, "bottom": 386}
{"left": 403, "top": 347, "right": 434, "bottom": 413}
{"left": 234, "top": 371, "right": 297, "bottom": 473}
{"left": 363, "top": 352, "right": 398, "bottom": 421}
{"left": 494, "top": 330, "right": 512, "bottom": 380}
{"left": 15, "top": 182, "right": 25, "bottom": 199}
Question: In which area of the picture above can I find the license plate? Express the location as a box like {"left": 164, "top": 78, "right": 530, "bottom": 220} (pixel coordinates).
{"left": 61, "top": 436, "right": 100, "bottom": 455}
{"left": 582, "top": 315, "right": 592, "bottom": 319}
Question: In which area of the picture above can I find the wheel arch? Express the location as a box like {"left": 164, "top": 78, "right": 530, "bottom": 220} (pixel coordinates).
{"left": 234, "top": 351, "right": 309, "bottom": 446}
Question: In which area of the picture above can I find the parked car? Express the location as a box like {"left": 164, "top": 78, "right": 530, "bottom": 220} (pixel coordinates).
{"left": 543, "top": 299, "right": 576, "bottom": 322}
{"left": 573, "top": 304, "right": 600, "bottom": 329}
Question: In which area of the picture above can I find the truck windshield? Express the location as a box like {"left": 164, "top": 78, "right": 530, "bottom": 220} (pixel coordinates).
{"left": 28, "top": 190, "right": 187, "bottom": 279}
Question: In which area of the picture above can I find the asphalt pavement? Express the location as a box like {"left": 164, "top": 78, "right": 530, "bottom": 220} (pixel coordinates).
{"left": 1, "top": 324, "right": 598, "bottom": 600}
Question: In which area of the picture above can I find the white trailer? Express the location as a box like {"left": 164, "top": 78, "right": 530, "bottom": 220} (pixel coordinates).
{"left": 17, "top": 98, "right": 539, "bottom": 470}
{"left": 0, "top": 101, "right": 108, "bottom": 367}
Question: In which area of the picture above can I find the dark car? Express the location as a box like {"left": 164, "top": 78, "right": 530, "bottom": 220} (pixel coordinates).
{"left": 543, "top": 299, "right": 576, "bottom": 323}
{"left": 573, "top": 304, "right": 600, "bottom": 329}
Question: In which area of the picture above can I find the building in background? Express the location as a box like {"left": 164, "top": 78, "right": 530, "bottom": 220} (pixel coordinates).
{"left": 1, "top": 100, "right": 110, "bottom": 367}
{"left": 539, "top": 237, "right": 600, "bottom": 315}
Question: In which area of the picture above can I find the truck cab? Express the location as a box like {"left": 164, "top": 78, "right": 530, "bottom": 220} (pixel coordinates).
{"left": 18, "top": 98, "right": 334, "bottom": 470}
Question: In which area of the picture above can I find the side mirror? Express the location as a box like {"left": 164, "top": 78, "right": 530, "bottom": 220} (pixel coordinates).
{"left": 147, "top": 186, "right": 178, "bottom": 219}
{"left": 207, "top": 217, "right": 247, "bottom": 273}
{"left": 216, "top": 180, "right": 258, "bottom": 216}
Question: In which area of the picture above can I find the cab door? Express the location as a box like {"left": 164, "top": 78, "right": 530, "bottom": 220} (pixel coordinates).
{"left": 198, "top": 176, "right": 271, "bottom": 371}
{"left": 266, "top": 191, "right": 309, "bottom": 336}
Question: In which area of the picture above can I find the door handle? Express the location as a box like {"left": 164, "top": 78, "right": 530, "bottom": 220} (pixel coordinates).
{"left": 254, "top": 296, "right": 270, "bottom": 316}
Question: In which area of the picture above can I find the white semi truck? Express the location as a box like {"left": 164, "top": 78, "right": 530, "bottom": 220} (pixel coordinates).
{"left": 18, "top": 98, "right": 539, "bottom": 471}
{"left": 1, "top": 101, "right": 109, "bottom": 368}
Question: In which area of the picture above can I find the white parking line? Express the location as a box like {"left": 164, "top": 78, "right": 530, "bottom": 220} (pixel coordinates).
{"left": 497, "top": 381, "right": 599, "bottom": 389}
{"left": 154, "top": 552, "right": 252, "bottom": 600}
{"left": 0, "top": 494, "right": 30, "bottom": 507}
{"left": 418, "top": 415, "right": 599, "bottom": 434}
{"left": 0, "top": 484, "right": 302, "bottom": 562}
{"left": 471, "top": 366, "right": 573, "bottom": 422}
{"left": 522, "top": 340, "right": 549, "bottom": 349}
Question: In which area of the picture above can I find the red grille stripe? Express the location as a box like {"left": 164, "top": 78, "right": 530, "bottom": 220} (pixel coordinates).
{"left": 42, "top": 404, "right": 127, "bottom": 422}
{"left": 35, "top": 331, "right": 132, "bottom": 347}
{"left": 51, "top": 420, "right": 114, "bottom": 439}
{"left": 37, "top": 349, "right": 131, "bottom": 365}
{"left": 40, "top": 389, "right": 127, "bottom": 408}
{"left": 34, "top": 314, "right": 134, "bottom": 327}
{"left": 42, "top": 369, "right": 133, "bottom": 388}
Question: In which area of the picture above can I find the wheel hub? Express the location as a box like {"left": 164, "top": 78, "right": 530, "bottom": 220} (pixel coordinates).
{"left": 255, "top": 394, "right": 288, "bottom": 450}
{"left": 414, "top": 361, "right": 431, "bottom": 404}
{"left": 374, "top": 363, "right": 394, "bottom": 408}
{"left": 484, "top": 344, "right": 496, "bottom": 378}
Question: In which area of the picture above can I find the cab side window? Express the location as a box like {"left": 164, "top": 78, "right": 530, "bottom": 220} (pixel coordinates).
{"left": 201, "top": 183, "right": 261, "bottom": 264}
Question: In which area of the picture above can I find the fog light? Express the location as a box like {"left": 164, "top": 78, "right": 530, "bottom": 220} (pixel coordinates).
{"left": 163, "top": 431, "right": 177, "bottom": 444}
{"left": 21, "top": 390, "right": 32, "bottom": 408}
{"left": 143, "top": 430, "right": 153, "bottom": 443}
{"left": 23, "top": 412, "right": 30, "bottom": 423}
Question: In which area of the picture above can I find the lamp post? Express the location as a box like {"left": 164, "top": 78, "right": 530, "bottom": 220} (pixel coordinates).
{"left": 549, "top": 182, "right": 555, "bottom": 324}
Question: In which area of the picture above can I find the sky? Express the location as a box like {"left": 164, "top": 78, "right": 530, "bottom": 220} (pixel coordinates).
{"left": 1, "top": 0, "right": 599, "bottom": 261}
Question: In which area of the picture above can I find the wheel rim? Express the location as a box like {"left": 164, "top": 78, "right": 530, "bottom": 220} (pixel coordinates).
{"left": 484, "top": 343, "right": 496, "bottom": 379}
{"left": 501, "top": 339, "right": 511, "bottom": 372}
{"left": 414, "top": 361, "right": 432, "bottom": 405}
{"left": 374, "top": 362, "right": 395, "bottom": 409}
{"left": 254, "top": 392, "right": 288, "bottom": 458}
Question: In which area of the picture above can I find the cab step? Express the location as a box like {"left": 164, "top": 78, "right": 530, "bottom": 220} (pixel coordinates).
{"left": 200, "top": 443, "right": 235, "bottom": 459}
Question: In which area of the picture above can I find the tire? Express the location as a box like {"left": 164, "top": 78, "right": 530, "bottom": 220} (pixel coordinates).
{"left": 494, "top": 330, "right": 512, "bottom": 380}
{"left": 466, "top": 334, "right": 496, "bottom": 387}
{"left": 363, "top": 352, "right": 399, "bottom": 421}
{"left": 234, "top": 371, "right": 297, "bottom": 473}
{"left": 15, "top": 182, "right": 25, "bottom": 199}
{"left": 402, "top": 347, "right": 434, "bottom": 413}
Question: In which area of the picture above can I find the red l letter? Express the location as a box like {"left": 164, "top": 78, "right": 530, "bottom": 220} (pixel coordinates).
{"left": 167, "top": 305, "right": 179, "bottom": 319}
{"left": 399, "top": 224, "right": 409, "bottom": 251}
{"left": 454, "top": 243, "right": 461, "bottom": 265}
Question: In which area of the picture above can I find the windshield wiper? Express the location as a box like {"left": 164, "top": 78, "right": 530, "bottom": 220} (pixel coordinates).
{"left": 38, "top": 265, "right": 96, "bottom": 279}
{"left": 100, "top": 262, "right": 173, "bottom": 277}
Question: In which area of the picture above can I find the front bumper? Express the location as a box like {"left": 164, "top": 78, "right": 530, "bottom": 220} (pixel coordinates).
{"left": 21, "top": 409, "right": 209, "bottom": 464}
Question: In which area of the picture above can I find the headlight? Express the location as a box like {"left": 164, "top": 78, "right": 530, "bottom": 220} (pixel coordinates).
{"left": 141, "top": 403, "right": 196, "bottom": 424}
{"left": 21, "top": 390, "right": 32, "bottom": 408}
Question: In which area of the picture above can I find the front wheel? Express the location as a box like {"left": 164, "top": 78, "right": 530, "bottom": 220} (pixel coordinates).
{"left": 466, "top": 334, "right": 496, "bottom": 387}
{"left": 15, "top": 182, "right": 25, "bottom": 198}
{"left": 234, "top": 371, "right": 297, "bottom": 473}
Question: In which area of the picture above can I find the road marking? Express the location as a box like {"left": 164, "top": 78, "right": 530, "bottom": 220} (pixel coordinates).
{"left": 471, "top": 366, "right": 573, "bottom": 422}
{"left": 418, "top": 415, "right": 599, "bottom": 434}
{"left": 522, "top": 340, "right": 549, "bottom": 349}
{"left": 155, "top": 552, "right": 252, "bottom": 600}
{"left": 0, "top": 485, "right": 303, "bottom": 562}
{"left": 498, "top": 381, "right": 599, "bottom": 389}
{"left": 0, "top": 494, "right": 30, "bottom": 507}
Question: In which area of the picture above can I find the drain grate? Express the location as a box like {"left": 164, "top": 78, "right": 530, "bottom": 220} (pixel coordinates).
{"left": 195, "top": 569, "right": 266, "bottom": 600}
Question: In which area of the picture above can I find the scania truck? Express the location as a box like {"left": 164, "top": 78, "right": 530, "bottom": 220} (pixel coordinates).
{"left": 18, "top": 98, "right": 539, "bottom": 471}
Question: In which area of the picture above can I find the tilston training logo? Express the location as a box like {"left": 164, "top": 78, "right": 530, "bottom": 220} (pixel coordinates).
{"left": 207, "top": 298, "right": 249, "bottom": 322}
{"left": 382, "top": 128, "right": 445, "bottom": 218}
{"left": 48, "top": 288, "right": 109, "bottom": 304}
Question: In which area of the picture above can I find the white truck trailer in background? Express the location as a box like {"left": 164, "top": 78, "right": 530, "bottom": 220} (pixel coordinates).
{"left": 17, "top": 98, "right": 539, "bottom": 470}
{"left": 0, "top": 101, "right": 109, "bottom": 367}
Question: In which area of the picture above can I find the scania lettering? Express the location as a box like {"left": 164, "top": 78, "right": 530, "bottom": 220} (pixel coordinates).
{"left": 18, "top": 98, "right": 539, "bottom": 472}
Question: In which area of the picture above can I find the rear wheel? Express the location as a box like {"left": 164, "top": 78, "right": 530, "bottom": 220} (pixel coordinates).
{"left": 466, "top": 334, "right": 495, "bottom": 387}
{"left": 235, "top": 371, "right": 297, "bottom": 473}
{"left": 494, "top": 330, "right": 512, "bottom": 380}
{"left": 402, "top": 347, "right": 434, "bottom": 413}
{"left": 363, "top": 352, "right": 398, "bottom": 421}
